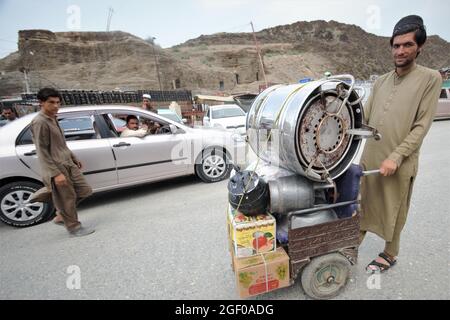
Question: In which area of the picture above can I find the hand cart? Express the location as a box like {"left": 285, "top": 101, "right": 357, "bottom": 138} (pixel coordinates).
{"left": 277, "top": 169, "right": 379, "bottom": 299}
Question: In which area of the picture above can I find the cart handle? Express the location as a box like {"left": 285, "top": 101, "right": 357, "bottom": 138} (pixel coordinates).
{"left": 287, "top": 200, "right": 359, "bottom": 227}
{"left": 362, "top": 169, "right": 380, "bottom": 176}
{"left": 287, "top": 200, "right": 358, "bottom": 217}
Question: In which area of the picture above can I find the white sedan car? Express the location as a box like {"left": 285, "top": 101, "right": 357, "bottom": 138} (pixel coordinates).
{"left": 203, "top": 104, "right": 247, "bottom": 135}
{"left": 0, "top": 105, "right": 246, "bottom": 227}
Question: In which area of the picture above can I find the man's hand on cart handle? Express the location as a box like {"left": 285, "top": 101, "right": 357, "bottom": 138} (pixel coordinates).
{"left": 380, "top": 159, "right": 398, "bottom": 177}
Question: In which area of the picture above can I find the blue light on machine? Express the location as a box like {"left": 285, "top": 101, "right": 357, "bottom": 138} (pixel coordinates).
{"left": 299, "top": 78, "right": 313, "bottom": 84}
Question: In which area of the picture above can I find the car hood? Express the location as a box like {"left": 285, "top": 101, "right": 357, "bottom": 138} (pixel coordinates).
{"left": 189, "top": 126, "right": 234, "bottom": 137}
{"left": 189, "top": 125, "right": 245, "bottom": 143}
{"left": 210, "top": 116, "right": 246, "bottom": 129}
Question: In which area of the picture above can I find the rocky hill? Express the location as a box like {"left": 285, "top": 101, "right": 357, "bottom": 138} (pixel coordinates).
{"left": 172, "top": 20, "right": 450, "bottom": 87}
{"left": 1, "top": 20, "right": 449, "bottom": 97}
{"left": 0, "top": 30, "right": 210, "bottom": 97}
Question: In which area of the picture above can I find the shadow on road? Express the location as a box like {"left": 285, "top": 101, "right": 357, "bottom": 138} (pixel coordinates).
{"left": 79, "top": 175, "right": 202, "bottom": 210}
{"left": 0, "top": 175, "right": 205, "bottom": 231}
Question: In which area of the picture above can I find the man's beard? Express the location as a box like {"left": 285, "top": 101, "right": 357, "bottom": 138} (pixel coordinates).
{"left": 395, "top": 56, "right": 415, "bottom": 68}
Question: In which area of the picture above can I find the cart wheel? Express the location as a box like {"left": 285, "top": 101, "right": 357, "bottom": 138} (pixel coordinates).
{"left": 301, "top": 253, "right": 351, "bottom": 300}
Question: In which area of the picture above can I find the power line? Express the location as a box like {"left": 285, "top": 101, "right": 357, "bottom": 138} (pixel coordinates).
{"left": 106, "top": 7, "right": 114, "bottom": 32}
{"left": 251, "top": 21, "right": 267, "bottom": 87}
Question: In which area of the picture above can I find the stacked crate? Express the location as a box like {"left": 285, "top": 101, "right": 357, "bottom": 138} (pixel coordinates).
{"left": 21, "top": 90, "right": 196, "bottom": 123}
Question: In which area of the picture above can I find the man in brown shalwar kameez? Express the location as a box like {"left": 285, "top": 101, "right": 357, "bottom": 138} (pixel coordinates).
{"left": 360, "top": 15, "right": 442, "bottom": 273}
{"left": 31, "top": 88, "right": 95, "bottom": 237}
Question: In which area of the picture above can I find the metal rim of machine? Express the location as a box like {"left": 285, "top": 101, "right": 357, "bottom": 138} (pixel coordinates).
{"left": 246, "top": 78, "right": 365, "bottom": 182}
{"left": 295, "top": 87, "right": 356, "bottom": 176}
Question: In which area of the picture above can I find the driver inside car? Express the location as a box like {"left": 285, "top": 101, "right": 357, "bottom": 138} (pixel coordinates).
{"left": 120, "top": 115, "right": 160, "bottom": 137}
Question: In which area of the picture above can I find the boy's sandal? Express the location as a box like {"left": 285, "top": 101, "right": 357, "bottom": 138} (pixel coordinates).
{"left": 366, "top": 252, "right": 397, "bottom": 274}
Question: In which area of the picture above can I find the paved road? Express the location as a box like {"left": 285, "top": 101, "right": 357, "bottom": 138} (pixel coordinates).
{"left": 1, "top": 120, "right": 449, "bottom": 300}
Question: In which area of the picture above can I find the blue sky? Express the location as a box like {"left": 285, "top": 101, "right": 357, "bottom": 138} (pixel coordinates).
{"left": 0, "top": 0, "right": 449, "bottom": 58}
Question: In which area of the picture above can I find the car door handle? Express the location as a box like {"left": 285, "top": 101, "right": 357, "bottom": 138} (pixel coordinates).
{"left": 24, "top": 150, "right": 37, "bottom": 156}
{"left": 113, "top": 142, "right": 131, "bottom": 148}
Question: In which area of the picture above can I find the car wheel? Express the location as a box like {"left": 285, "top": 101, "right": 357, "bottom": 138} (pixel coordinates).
{"left": 0, "top": 181, "right": 54, "bottom": 228}
{"left": 196, "top": 148, "right": 232, "bottom": 183}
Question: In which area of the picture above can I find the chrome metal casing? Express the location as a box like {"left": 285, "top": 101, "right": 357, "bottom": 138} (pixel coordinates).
{"left": 246, "top": 76, "right": 366, "bottom": 182}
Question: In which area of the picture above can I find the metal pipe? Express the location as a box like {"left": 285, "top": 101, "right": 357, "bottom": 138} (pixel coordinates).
{"left": 362, "top": 169, "right": 380, "bottom": 176}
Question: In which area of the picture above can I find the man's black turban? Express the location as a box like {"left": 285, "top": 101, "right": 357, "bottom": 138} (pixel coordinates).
{"left": 393, "top": 15, "right": 425, "bottom": 36}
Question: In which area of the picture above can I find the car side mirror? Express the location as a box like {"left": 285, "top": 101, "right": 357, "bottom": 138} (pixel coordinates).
{"left": 169, "top": 124, "right": 178, "bottom": 134}
{"left": 182, "top": 118, "right": 188, "bottom": 124}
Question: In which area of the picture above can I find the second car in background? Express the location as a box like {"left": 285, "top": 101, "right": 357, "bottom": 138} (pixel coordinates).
{"left": 203, "top": 104, "right": 247, "bottom": 135}
{"left": 157, "top": 108, "right": 188, "bottom": 125}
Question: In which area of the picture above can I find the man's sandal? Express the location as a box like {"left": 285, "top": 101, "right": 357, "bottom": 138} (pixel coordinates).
{"left": 53, "top": 219, "right": 64, "bottom": 226}
{"left": 52, "top": 213, "right": 64, "bottom": 226}
{"left": 366, "top": 252, "right": 397, "bottom": 274}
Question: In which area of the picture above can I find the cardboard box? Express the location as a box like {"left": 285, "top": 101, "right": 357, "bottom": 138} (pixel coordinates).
{"left": 227, "top": 205, "right": 276, "bottom": 258}
{"left": 233, "top": 247, "right": 290, "bottom": 298}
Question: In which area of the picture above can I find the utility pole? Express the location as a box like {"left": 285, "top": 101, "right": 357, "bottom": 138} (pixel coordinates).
{"left": 151, "top": 37, "right": 164, "bottom": 98}
{"left": 23, "top": 68, "right": 31, "bottom": 93}
{"left": 250, "top": 21, "right": 268, "bottom": 87}
{"left": 105, "top": 7, "right": 114, "bottom": 66}
{"left": 20, "top": 39, "right": 32, "bottom": 93}
{"left": 106, "top": 7, "right": 114, "bottom": 31}
{"left": 19, "top": 66, "right": 31, "bottom": 94}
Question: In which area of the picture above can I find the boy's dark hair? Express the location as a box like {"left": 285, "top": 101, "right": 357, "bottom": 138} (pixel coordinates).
{"left": 390, "top": 15, "right": 427, "bottom": 49}
{"left": 37, "top": 88, "right": 61, "bottom": 102}
{"left": 126, "top": 115, "right": 138, "bottom": 124}
{"left": 2, "top": 106, "right": 14, "bottom": 112}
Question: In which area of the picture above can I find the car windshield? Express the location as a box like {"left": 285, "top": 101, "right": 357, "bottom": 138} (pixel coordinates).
{"left": 158, "top": 111, "right": 182, "bottom": 123}
{"left": 112, "top": 117, "right": 126, "bottom": 128}
{"left": 211, "top": 107, "right": 245, "bottom": 119}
